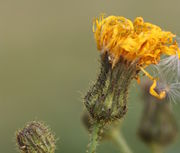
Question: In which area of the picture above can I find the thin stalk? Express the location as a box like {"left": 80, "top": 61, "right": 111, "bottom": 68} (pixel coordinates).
{"left": 110, "top": 129, "right": 133, "bottom": 153}
{"left": 88, "top": 122, "right": 101, "bottom": 153}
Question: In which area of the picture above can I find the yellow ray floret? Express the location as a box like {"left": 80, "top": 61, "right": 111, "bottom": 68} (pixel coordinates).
{"left": 93, "top": 15, "right": 180, "bottom": 67}
{"left": 93, "top": 15, "right": 180, "bottom": 99}
{"left": 140, "top": 67, "right": 166, "bottom": 99}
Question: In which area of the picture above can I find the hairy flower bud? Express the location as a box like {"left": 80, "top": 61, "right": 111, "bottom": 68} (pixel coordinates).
{"left": 84, "top": 53, "right": 138, "bottom": 122}
{"left": 138, "top": 81, "right": 178, "bottom": 147}
{"left": 16, "top": 121, "right": 56, "bottom": 153}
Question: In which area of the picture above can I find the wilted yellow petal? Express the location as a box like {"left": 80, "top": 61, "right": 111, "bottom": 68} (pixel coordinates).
{"left": 93, "top": 15, "right": 180, "bottom": 67}
{"left": 150, "top": 80, "right": 166, "bottom": 99}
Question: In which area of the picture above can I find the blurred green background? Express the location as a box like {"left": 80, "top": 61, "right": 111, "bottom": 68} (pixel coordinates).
{"left": 0, "top": 0, "right": 180, "bottom": 153}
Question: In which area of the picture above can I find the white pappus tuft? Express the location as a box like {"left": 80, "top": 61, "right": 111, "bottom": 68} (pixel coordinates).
{"left": 153, "top": 53, "right": 180, "bottom": 103}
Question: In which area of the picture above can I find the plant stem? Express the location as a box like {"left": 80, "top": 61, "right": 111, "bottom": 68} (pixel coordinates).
{"left": 110, "top": 129, "right": 133, "bottom": 153}
{"left": 88, "top": 122, "right": 101, "bottom": 153}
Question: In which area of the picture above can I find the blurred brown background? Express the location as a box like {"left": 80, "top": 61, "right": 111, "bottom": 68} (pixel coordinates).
{"left": 0, "top": 0, "right": 180, "bottom": 153}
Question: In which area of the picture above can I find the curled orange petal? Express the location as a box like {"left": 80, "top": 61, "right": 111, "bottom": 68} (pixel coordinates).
{"left": 150, "top": 80, "right": 166, "bottom": 99}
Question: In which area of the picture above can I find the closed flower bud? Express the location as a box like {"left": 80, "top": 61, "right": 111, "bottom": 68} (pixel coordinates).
{"left": 16, "top": 121, "right": 56, "bottom": 153}
{"left": 138, "top": 81, "right": 178, "bottom": 147}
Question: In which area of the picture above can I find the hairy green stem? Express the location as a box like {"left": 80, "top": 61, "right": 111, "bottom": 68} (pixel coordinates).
{"left": 110, "top": 129, "right": 133, "bottom": 153}
{"left": 88, "top": 122, "right": 101, "bottom": 153}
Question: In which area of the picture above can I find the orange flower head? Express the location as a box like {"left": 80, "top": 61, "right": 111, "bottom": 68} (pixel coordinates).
{"left": 93, "top": 16, "right": 180, "bottom": 66}
{"left": 93, "top": 15, "right": 180, "bottom": 99}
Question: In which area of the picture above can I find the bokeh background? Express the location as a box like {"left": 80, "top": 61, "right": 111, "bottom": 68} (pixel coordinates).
{"left": 0, "top": 0, "right": 180, "bottom": 153}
